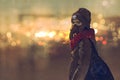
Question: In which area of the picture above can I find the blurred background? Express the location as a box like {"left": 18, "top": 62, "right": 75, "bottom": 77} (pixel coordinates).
{"left": 0, "top": 0, "right": 120, "bottom": 80}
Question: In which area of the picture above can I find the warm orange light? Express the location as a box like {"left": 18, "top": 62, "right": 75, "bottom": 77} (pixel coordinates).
{"left": 25, "top": 32, "right": 31, "bottom": 37}
{"left": 58, "top": 32, "right": 64, "bottom": 38}
{"left": 94, "top": 29, "right": 98, "bottom": 34}
{"left": 38, "top": 41, "right": 45, "bottom": 46}
{"left": 99, "top": 36, "right": 104, "bottom": 41}
{"left": 102, "top": 40, "right": 107, "bottom": 45}
{"left": 11, "top": 41, "right": 16, "bottom": 46}
{"left": 48, "top": 31, "right": 56, "bottom": 38}
{"left": 95, "top": 37, "right": 99, "bottom": 41}
{"left": 93, "top": 22, "right": 98, "bottom": 28}
{"left": 6, "top": 32, "right": 12, "bottom": 38}
{"left": 35, "top": 31, "right": 48, "bottom": 38}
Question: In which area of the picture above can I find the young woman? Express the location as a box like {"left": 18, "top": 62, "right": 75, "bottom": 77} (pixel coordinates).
{"left": 69, "top": 8, "right": 114, "bottom": 80}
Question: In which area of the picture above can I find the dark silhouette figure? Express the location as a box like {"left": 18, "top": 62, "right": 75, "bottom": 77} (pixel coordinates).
{"left": 69, "top": 8, "right": 114, "bottom": 80}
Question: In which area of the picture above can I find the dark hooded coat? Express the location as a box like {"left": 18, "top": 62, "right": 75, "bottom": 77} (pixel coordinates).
{"left": 69, "top": 8, "right": 114, "bottom": 80}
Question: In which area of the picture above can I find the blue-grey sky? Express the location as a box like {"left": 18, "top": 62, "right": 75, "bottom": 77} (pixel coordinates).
{"left": 0, "top": 0, "right": 120, "bottom": 17}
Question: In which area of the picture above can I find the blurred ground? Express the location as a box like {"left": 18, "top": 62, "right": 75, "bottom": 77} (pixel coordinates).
{"left": 0, "top": 42, "right": 120, "bottom": 80}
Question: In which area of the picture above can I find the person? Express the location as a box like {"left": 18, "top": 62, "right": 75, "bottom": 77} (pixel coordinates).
{"left": 69, "top": 8, "right": 114, "bottom": 80}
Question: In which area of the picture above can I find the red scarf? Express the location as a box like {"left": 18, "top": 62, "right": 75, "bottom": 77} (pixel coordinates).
{"left": 70, "top": 28, "right": 95, "bottom": 50}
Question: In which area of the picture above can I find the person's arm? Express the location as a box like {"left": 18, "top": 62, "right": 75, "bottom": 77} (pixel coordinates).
{"left": 78, "top": 40, "right": 84, "bottom": 65}
{"left": 78, "top": 38, "right": 93, "bottom": 65}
